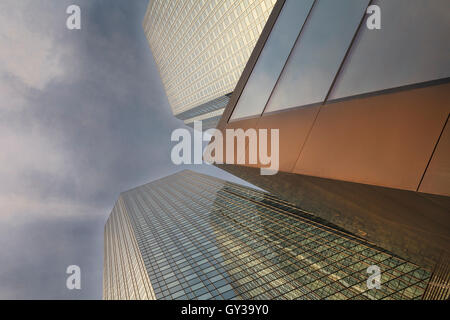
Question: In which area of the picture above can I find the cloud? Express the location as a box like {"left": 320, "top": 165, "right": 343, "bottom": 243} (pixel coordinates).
{"left": 0, "top": 1, "right": 78, "bottom": 224}
{"left": 0, "top": 123, "right": 81, "bottom": 221}
{"left": 0, "top": 0, "right": 258, "bottom": 299}
{"left": 0, "top": 0, "right": 68, "bottom": 91}
{"left": 0, "top": 214, "right": 105, "bottom": 299}
{"left": 0, "top": 124, "right": 67, "bottom": 181}
{"left": 0, "top": 0, "right": 178, "bottom": 299}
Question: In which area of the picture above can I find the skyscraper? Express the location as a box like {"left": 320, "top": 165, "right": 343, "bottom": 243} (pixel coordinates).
{"left": 104, "top": 170, "right": 435, "bottom": 300}
{"left": 143, "top": 0, "right": 276, "bottom": 129}
{"left": 214, "top": 0, "right": 450, "bottom": 271}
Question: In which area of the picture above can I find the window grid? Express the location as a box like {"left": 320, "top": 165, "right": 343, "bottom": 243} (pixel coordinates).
{"left": 104, "top": 170, "right": 432, "bottom": 300}
{"left": 143, "top": 0, "right": 276, "bottom": 115}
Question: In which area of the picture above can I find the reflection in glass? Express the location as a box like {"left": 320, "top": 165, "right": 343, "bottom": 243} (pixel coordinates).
{"left": 230, "top": 0, "right": 314, "bottom": 121}
{"left": 105, "top": 170, "right": 432, "bottom": 300}
{"left": 329, "top": 0, "right": 450, "bottom": 100}
{"left": 264, "top": 0, "right": 369, "bottom": 113}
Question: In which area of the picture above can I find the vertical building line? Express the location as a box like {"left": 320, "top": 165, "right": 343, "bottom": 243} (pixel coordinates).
{"left": 417, "top": 113, "right": 450, "bottom": 192}
{"left": 291, "top": 0, "right": 373, "bottom": 172}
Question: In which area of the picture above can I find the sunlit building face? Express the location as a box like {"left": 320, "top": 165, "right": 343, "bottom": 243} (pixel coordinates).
{"left": 214, "top": 0, "right": 450, "bottom": 291}
{"left": 143, "top": 0, "right": 276, "bottom": 129}
{"left": 103, "top": 170, "right": 433, "bottom": 300}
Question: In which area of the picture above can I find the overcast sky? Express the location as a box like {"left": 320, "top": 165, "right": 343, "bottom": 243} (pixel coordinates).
{"left": 0, "top": 0, "right": 255, "bottom": 299}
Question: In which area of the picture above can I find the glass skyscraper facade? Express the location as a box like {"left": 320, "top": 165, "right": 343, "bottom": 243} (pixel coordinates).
{"left": 215, "top": 0, "right": 450, "bottom": 277}
{"left": 104, "top": 170, "right": 434, "bottom": 300}
{"left": 143, "top": 0, "right": 276, "bottom": 129}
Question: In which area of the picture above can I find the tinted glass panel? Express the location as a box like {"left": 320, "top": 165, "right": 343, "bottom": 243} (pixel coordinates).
{"left": 230, "top": 0, "right": 314, "bottom": 121}
{"left": 105, "top": 170, "right": 432, "bottom": 300}
{"left": 264, "top": 0, "right": 369, "bottom": 113}
{"left": 330, "top": 0, "right": 450, "bottom": 100}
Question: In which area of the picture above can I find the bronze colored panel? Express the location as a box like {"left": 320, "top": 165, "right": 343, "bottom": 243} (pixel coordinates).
{"left": 419, "top": 116, "right": 450, "bottom": 196}
{"left": 294, "top": 83, "right": 450, "bottom": 191}
{"left": 221, "top": 118, "right": 259, "bottom": 166}
{"left": 256, "top": 106, "right": 320, "bottom": 172}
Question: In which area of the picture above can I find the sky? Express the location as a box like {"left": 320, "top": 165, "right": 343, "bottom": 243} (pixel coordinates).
{"left": 0, "top": 0, "right": 256, "bottom": 299}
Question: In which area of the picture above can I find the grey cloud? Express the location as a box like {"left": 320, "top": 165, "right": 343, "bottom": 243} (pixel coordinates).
{"left": 0, "top": 0, "right": 256, "bottom": 299}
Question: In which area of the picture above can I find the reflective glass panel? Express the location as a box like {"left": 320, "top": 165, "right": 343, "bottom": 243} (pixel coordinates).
{"left": 330, "top": 0, "right": 450, "bottom": 99}
{"left": 264, "top": 0, "right": 370, "bottom": 113}
{"left": 230, "top": 0, "right": 314, "bottom": 121}
{"left": 104, "top": 170, "right": 432, "bottom": 300}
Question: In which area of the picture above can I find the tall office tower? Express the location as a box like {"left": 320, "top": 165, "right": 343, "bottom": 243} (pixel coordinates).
{"left": 104, "top": 170, "right": 437, "bottom": 300}
{"left": 214, "top": 0, "right": 450, "bottom": 273}
{"left": 143, "top": 0, "right": 276, "bottom": 130}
